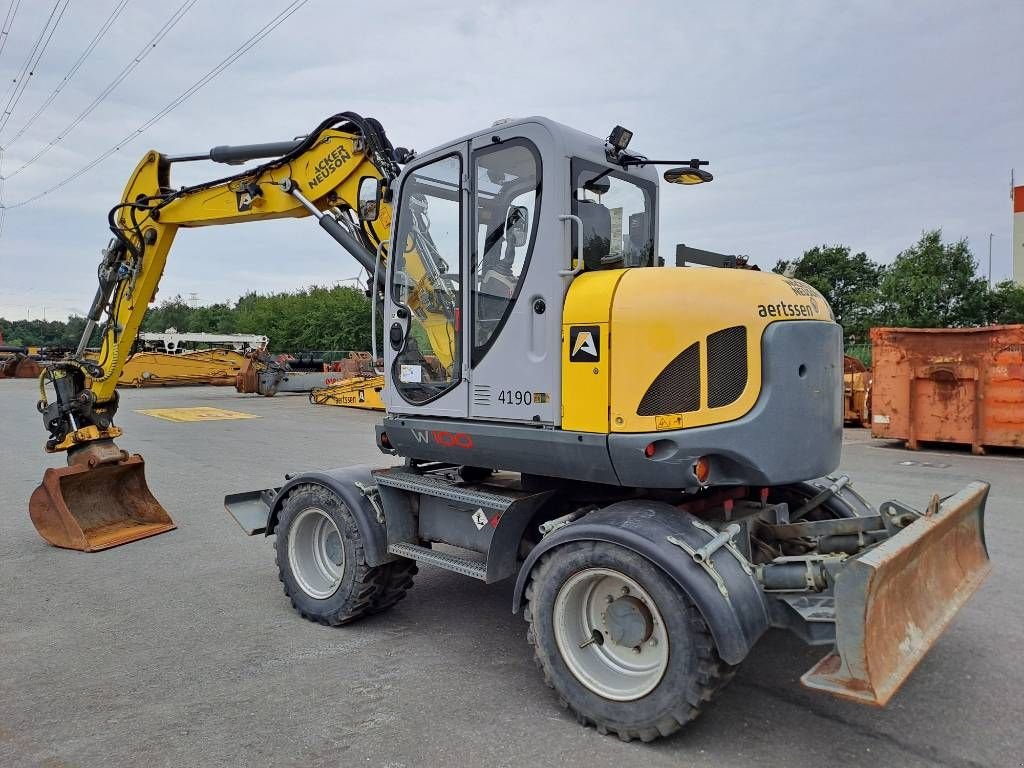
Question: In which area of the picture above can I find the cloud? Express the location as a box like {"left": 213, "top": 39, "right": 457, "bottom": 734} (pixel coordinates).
{"left": 0, "top": 0, "right": 1020, "bottom": 321}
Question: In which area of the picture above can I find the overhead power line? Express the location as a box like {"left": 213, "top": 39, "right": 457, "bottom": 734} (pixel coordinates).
{"left": 0, "top": 0, "right": 24, "bottom": 66}
{"left": 1, "top": 0, "right": 199, "bottom": 178}
{"left": 0, "top": 148, "right": 6, "bottom": 236}
{"left": 2, "top": 0, "right": 131, "bottom": 148}
{"left": 0, "top": 0, "right": 71, "bottom": 136}
{"left": 0, "top": 0, "right": 24, "bottom": 235}
{"left": 3, "top": 0, "right": 310, "bottom": 210}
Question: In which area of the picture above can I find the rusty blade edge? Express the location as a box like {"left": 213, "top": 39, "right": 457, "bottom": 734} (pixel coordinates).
{"left": 799, "top": 481, "right": 990, "bottom": 705}
{"left": 799, "top": 560, "right": 991, "bottom": 706}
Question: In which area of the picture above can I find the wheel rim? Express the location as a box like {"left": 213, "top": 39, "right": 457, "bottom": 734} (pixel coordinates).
{"left": 553, "top": 567, "right": 669, "bottom": 701}
{"left": 288, "top": 508, "right": 345, "bottom": 599}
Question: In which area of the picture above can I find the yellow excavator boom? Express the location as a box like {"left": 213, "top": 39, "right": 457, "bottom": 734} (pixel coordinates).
{"left": 31, "top": 112, "right": 432, "bottom": 551}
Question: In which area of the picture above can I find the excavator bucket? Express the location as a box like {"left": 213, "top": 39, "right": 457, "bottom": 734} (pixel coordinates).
{"left": 802, "top": 481, "right": 990, "bottom": 705}
{"left": 29, "top": 453, "right": 175, "bottom": 552}
{"left": 1, "top": 355, "right": 42, "bottom": 378}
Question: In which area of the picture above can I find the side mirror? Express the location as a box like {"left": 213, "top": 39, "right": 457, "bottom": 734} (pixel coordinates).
{"left": 505, "top": 205, "right": 529, "bottom": 248}
{"left": 582, "top": 173, "right": 612, "bottom": 195}
{"left": 358, "top": 176, "right": 382, "bottom": 222}
{"left": 664, "top": 166, "right": 713, "bottom": 185}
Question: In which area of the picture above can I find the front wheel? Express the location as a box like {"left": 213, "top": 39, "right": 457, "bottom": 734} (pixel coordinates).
{"left": 524, "top": 541, "right": 730, "bottom": 742}
{"left": 275, "top": 484, "right": 415, "bottom": 625}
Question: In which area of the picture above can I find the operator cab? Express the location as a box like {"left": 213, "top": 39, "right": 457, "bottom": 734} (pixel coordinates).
{"left": 380, "top": 117, "right": 692, "bottom": 423}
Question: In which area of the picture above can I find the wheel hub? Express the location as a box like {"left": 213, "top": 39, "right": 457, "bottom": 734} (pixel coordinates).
{"left": 323, "top": 528, "right": 343, "bottom": 566}
{"left": 288, "top": 507, "right": 345, "bottom": 599}
{"left": 552, "top": 567, "right": 669, "bottom": 701}
{"left": 605, "top": 595, "right": 653, "bottom": 648}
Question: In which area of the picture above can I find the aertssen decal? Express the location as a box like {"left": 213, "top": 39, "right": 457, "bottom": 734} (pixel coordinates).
{"left": 757, "top": 277, "right": 827, "bottom": 318}
{"left": 756, "top": 299, "right": 822, "bottom": 318}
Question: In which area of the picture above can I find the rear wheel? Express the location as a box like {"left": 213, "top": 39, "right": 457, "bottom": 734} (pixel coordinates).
{"left": 524, "top": 541, "right": 729, "bottom": 742}
{"left": 275, "top": 484, "right": 415, "bottom": 625}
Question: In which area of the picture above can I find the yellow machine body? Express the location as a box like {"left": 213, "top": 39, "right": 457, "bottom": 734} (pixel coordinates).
{"left": 563, "top": 267, "right": 832, "bottom": 434}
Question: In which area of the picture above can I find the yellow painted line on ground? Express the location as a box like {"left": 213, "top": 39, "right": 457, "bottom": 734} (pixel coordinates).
{"left": 135, "top": 407, "right": 260, "bottom": 423}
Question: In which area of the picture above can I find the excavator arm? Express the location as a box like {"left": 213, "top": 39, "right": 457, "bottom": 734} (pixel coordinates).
{"left": 29, "top": 112, "right": 441, "bottom": 551}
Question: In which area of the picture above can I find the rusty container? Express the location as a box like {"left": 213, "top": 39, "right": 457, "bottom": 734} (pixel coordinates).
{"left": 870, "top": 325, "right": 1024, "bottom": 454}
{"left": 843, "top": 355, "right": 871, "bottom": 427}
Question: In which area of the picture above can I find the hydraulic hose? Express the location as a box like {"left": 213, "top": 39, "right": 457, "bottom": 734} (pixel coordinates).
{"left": 36, "top": 345, "right": 118, "bottom": 410}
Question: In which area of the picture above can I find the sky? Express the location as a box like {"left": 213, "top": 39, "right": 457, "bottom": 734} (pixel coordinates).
{"left": 0, "top": 0, "right": 1020, "bottom": 321}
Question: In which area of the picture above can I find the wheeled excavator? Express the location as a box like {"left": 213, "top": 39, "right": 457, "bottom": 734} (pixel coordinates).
{"left": 28, "top": 112, "right": 991, "bottom": 741}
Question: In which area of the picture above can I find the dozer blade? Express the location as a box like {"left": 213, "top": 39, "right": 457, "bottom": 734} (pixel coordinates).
{"left": 29, "top": 453, "right": 176, "bottom": 552}
{"left": 801, "top": 481, "right": 990, "bottom": 706}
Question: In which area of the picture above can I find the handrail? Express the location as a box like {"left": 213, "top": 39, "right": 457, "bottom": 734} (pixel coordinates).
{"left": 558, "top": 214, "right": 584, "bottom": 277}
{"left": 371, "top": 239, "right": 389, "bottom": 371}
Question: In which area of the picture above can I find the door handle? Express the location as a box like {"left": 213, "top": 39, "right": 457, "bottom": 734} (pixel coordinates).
{"left": 558, "top": 214, "right": 584, "bottom": 277}
{"left": 389, "top": 322, "right": 405, "bottom": 350}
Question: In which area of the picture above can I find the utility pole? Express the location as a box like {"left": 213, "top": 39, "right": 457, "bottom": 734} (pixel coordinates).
{"left": 988, "top": 233, "right": 994, "bottom": 289}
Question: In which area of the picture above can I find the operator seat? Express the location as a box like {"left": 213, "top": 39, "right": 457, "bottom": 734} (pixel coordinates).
{"left": 578, "top": 199, "right": 614, "bottom": 270}
{"left": 476, "top": 228, "right": 518, "bottom": 346}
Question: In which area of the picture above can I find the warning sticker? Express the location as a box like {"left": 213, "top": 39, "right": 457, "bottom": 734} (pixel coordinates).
{"left": 655, "top": 414, "right": 684, "bottom": 430}
{"left": 471, "top": 508, "right": 488, "bottom": 530}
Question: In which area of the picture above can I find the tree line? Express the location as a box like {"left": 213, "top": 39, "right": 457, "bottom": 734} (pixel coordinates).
{"left": 0, "top": 285, "right": 373, "bottom": 353}
{"left": 774, "top": 229, "right": 1024, "bottom": 341}
{"left": 3, "top": 229, "right": 1021, "bottom": 351}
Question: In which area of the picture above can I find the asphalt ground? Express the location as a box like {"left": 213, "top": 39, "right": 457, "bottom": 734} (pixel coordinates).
{"left": 0, "top": 380, "right": 1020, "bottom": 767}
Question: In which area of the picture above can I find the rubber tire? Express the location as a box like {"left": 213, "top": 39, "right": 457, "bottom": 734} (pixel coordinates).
{"left": 524, "top": 541, "right": 730, "bottom": 742}
{"left": 275, "top": 484, "right": 416, "bottom": 625}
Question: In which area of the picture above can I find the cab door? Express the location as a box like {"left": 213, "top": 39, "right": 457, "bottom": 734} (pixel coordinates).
{"left": 383, "top": 145, "right": 470, "bottom": 418}
{"left": 467, "top": 123, "right": 561, "bottom": 424}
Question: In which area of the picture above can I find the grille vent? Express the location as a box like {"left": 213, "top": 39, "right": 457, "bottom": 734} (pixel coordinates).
{"left": 473, "top": 385, "right": 492, "bottom": 406}
{"left": 707, "top": 326, "right": 748, "bottom": 408}
{"left": 637, "top": 342, "right": 700, "bottom": 416}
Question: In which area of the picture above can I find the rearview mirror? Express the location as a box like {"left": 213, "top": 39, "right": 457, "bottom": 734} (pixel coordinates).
{"left": 505, "top": 205, "right": 529, "bottom": 248}
{"left": 664, "top": 166, "right": 713, "bottom": 185}
{"left": 358, "top": 176, "right": 382, "bottom": 221}
{"left": 583, "top": 173, "right": 611, "bottom": 195}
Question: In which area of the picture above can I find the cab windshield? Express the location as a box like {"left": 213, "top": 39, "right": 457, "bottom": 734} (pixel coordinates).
{"left": 572, "top": 159, "right": 656, "bottom": 270}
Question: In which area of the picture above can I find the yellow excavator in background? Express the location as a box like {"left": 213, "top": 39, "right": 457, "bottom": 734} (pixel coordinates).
{"left": 28, "top": 112, "right": 990, "bottom": 740}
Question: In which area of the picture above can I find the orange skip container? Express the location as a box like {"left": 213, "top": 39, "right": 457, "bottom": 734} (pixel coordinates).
{"left": 870, "top": 325, "right": 1024, "bottom": 454}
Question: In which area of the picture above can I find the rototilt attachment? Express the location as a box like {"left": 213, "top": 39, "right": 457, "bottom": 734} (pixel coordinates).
{"left": 801, "top": 481, "right": 990, "bottom": 705}
{"left": 29, "top": 441, "right": 175, "bottom": 552}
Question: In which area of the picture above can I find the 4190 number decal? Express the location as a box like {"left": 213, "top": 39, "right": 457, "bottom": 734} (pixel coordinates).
{"left": 498, "top": 389, "right": 533, "bottom": 406}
